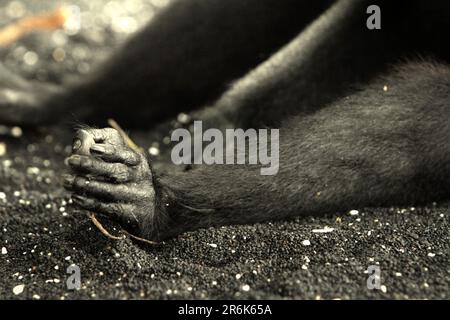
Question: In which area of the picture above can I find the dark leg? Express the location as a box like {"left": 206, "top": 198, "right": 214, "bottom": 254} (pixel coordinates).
{"left": 0, "top": 63, "right": 61, "bottom": 125}
{"left": 0, "top": 0, "right": 333, "bottom": 127}
{"left": 197, "top": 0, "right": 439, "bottom": 129}
{"left": 65, "top": 61, "right": 450, "bottom": 240}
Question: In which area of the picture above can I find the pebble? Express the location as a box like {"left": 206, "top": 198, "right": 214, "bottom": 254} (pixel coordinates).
{"left": 27, "top": 167, "right": 40, "bottom": 175}
{"left": 241, "top": 284, "right": 250, "bottom": 292}
{"left": 349, "top": 210, "right": 359, "bottom": 216}
{"left": 301, "top": 240, "right": 311, "bottom": 246}
{"left": 11, "top": 126, "right": 23, "bottom": 137}
{"left": 208, "top": 243, "right": 218, "bottom": 248}
{"left": 163, "top": 136, "right": 171, "bottom": 144}
{"left": 427, "top": 253, "right": 436, "bottom": 257}
{"left": 312, "top": 226, "right": 335, "bottom": 233}
{"left": 13, "top": 284, "right": 25, "bottom": 295}
{"left": 6, "top": 1, "right": 26, "bottom": 18}
{"left": 148, "top": 146, "right": 160, "bottom": 156}
{"left": 24, "top": 51, "right": 39, "bottom": 66}
{"left": 0, "top": 142, "right": 6, "bottom": 156}
{"left": 380, "top": 285, "right": 387, "bottom": 293}
{"left": 2, "top": 159, "right": 12, "bottom": 167}
{"left": 1, "top": 247, "right": 7, "bottom": 255}
{"left": 177, "top": 113, "right": 190, "bottom": 124}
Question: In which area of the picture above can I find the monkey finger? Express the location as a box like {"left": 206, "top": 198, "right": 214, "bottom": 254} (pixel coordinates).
{"left": 66, "top": 155, "right": 133, "bottom": 183}
{"left": 89, "top": 143, "right": 141, "bottom": 166}
{"left": 64, "top": 175, "right": 148, "bottom": 201}
{"left": 71, "top": 195, "right": 139, "bottom": 226}
{"left": 81, "top": 128, "right": 123, "bottom": 144}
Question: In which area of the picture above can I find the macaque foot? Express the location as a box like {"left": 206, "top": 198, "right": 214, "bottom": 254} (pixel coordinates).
{"left": 64, "top": 128, "right": 158, "bottom": 238}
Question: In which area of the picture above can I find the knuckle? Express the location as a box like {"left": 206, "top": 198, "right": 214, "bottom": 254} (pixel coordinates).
{"left": 104, "top": 128, "right": 119, "bottom": 136}
{"left": 125, "top": 150, "right": 140, "bottom": 165}
{"left": 105, "top": 128, "right": 123, "bottom": 142}
{"left": 135, "top": 185, "right": 154, "bottom": 200}
{"left": 73, "top": 196, "right": 91, "bottom": 209}
{"left": 74, "top": 129, "right": 85, "bottom": 137}
{"left": 109, "top": 203, "right": 125, "bottom": 214}
{"left": 80, "top": 156, "right": 92, "bottom": 168}
{"left": 111, "top": 165, "right": 130, "bottom": 182}
{"left": 104, "top": 144, "right": 116, "bottom": 155}
{"left": 74, "top": 176, "right": 86, "bottom": 189}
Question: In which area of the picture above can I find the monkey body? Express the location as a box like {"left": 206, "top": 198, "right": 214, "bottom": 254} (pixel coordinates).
{"left": 1, "top": 0, "right": 450, "bottom": 240}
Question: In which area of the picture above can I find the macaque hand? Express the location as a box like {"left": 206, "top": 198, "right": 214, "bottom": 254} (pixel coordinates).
{"left": 64, "top": 128, "right": 156, "bottom": 236}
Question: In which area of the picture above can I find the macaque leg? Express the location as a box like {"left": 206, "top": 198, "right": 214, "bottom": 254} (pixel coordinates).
{"left": 65, "top": 61, "right": 450, "bottom": 241}
{"left": 198, "top": 0, "right": 418, "bottom": 129}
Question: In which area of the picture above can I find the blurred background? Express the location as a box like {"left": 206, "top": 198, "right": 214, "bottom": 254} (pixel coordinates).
{"left": 0, "top": 0, "right": 171, "bottom": 84}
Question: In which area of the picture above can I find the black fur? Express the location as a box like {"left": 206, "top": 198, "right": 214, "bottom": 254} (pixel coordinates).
{"left": 2, "top": 0, "right": 450, "bottom": 241}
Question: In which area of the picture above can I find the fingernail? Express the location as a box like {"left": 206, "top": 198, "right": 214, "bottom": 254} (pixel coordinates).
{"left": 72, "top": 139, "right": 82, "bottom": 152}
{"left": 90, "top": 145, "right": 106, "bottom": 154}
{"left": 62, "top": 174, "right": 74, "bottom": 188}
{"left": 68, "top": 155, "right": 81, "bottom": 166}
{"left": 71, "top": 194, "right": 84, "bottom": 202}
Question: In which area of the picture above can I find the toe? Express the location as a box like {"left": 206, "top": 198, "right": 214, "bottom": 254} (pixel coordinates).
{"left": 65, "top": 175, "right": 148, "bottom": 201}
{"left": 66, "top": 155, "right": 133, "bottom": 182}
{"left": 90, "top": 143, "right": 141, "bottom": 166}
{"left": 83, "top": 128, "right": 123, "bottom": 144}
{"left": 72, "top": 195, "right": 139, "bottom": 226}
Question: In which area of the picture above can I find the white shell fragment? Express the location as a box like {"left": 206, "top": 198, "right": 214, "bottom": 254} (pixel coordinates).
{"left": 312, "top": 226, "right": 335, "bottom": 233}
{"left": 13, "top": 284, "right": 25, "bottom": 295}
{"left": 302, "top": 240, "right": 311, "bottom": 246}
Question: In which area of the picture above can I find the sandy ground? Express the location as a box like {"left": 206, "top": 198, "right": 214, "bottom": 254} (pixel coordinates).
{"left": 0, "top": 0, "right": 449, "bottom": 300}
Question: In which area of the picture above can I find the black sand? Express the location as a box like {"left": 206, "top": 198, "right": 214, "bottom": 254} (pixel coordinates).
{"left": 0, "top": 0, "right": 448, "bottom": 300}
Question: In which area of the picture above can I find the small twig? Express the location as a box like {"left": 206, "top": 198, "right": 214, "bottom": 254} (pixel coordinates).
{"left": 0, "top": 7, "right": 70, "bottom": 47}
{"left": 122, "top": 230, "right": 159, "bottom": 245}
{"left": 88, "top": 213, "right": 126, "bottom": 240}
{"left": 108, "top": 119, "right": 144, "bottom": 154}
